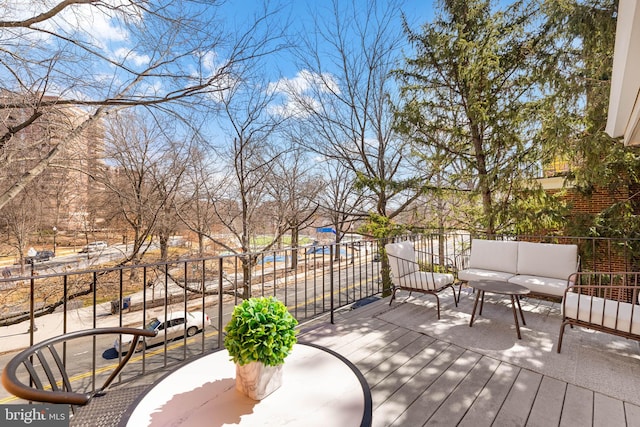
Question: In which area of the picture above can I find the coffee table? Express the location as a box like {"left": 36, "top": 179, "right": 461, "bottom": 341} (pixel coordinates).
{"left": 468, "top": 280, "right": 531, "bottom": 339}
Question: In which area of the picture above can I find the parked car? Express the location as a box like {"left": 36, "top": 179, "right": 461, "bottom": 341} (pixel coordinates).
{"left": 25, "top": 250, "right": 55, "bottom": 264}
{"left": 79, "top": 241, "right": 108, "bottom": 253}
{"left": 114, "top": 311, "right": 211, "bottom": 352}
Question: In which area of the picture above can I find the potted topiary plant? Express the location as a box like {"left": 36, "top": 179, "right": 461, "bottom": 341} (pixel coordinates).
{"left": 224, "top": 296, "right": 298, "bottom": 400}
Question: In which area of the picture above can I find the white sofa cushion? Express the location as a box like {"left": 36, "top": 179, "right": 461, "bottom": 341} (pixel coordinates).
{"left": 517, "top": 242, "right": 578, "bottom": 280}
{"left": 385, "top": 242, "right": 418, "bottom": 278}
{"left": 468, "top": 239, "right": 518, "bottom": 274}
{"left": 508, "top": 275, "right": 567, "bottom": 297}
{"left": 563, "top": 292, "right": 640, "bottom": 335}
{"left": 458, "top": 268, "right": 515, "bottom": 283}
{"left": 396, "top": 271, "right": 454, "bottom": 291}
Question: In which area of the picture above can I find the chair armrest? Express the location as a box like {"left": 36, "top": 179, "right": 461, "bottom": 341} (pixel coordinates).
{"left": 1, "top": 327, "right": 156, "bottom": 405}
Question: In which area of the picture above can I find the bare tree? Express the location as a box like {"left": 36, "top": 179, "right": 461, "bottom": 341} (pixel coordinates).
{"left": 0, "top": 190, "right": 40, "bottom": 272}
{"left": 175, "top": 144, "right": 226, "bottom": 257}
{"left": 316, "top": 160, "right": 365, "bottom": 243}
{"left": 206, "top": 76, "right": 287, "bottom": 297}
{"left": 280, "top": 0, "right": 431, "bottom": 230}
{"left": 263, "top": 143, "right": 321, "bottom": 269}
{"left": 100, "top": 112, "right": 188, "bottom": 266}
{"left": 0, "top": 0, "right": 285, "bottom": 210}
{"left": 279, "top": 0, "right": 427, "bottom": 293}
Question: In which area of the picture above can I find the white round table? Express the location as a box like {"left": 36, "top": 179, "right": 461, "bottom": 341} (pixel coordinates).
{"left": 121, "top": 343, "right": 372, "bottom": 426}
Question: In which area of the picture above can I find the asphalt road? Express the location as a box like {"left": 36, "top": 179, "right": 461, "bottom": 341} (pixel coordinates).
{"left": 4, "top": 245, "right": 132, "bottom": 276}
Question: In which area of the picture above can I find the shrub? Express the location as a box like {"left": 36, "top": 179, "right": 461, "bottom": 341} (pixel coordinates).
{"left": 224, "top": 296, "right": 298, "bottom": 366}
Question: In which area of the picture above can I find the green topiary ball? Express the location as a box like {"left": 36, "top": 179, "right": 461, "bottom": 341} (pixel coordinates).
{"left": 224, "top": 296, "right": 298, "bottom": 366}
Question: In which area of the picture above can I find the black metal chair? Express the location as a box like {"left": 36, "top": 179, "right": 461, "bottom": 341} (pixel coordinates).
{"left": 1, "top": 327, "right": 156, "bottom": 426}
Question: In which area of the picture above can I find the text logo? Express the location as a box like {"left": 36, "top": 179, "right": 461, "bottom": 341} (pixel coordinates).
{"left": 1, "top": 405, "right": 68, "bottom": 426}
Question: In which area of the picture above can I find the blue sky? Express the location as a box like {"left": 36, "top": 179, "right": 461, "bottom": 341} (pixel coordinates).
{"left": 218, "top": 0, "right": 438, "bottom": 80}
{"left": 1, "top": 0, "right": 439, "bottom": 105}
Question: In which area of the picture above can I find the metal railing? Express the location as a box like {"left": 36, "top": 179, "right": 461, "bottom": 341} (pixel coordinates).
{"left": 0, "top": 239, "right": 386, "bottom": 396}
{"left": 1, "top": 231, "right": 639, "bottom": 397}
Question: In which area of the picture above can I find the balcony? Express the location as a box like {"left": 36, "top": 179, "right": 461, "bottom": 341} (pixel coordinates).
{"left": 1, "top": 233, "right": 640, "bottom": 426}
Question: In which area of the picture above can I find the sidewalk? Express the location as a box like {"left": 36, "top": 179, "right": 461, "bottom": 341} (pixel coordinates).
{"left": 0, "top": 301, "right": 144, "bottom": 355}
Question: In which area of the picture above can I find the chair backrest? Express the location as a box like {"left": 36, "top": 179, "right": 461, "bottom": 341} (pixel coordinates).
{"left": 1, "top": 327, "right": 156, "bottom": 406}
{"left": 385, "top": 242, "right": 418, "bottom": 281}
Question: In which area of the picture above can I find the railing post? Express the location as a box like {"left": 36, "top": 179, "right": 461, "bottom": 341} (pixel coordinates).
{"left": 218, "top": 257, "right": 224, "bottom": 349}
{"left": 29, "top": 262, "right": 35, "bottom": 345}
{"left": 330, "top": 245, "right": 334, "bottom": 324}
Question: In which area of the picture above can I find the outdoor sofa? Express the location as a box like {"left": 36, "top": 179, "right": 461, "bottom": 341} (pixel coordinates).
{"left": 457, "top": 238, "right": 580, "bottom": 299}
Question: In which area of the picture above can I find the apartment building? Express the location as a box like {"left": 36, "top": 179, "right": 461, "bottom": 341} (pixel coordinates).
{"left": 0, "top": 91, "right": 106, "bottom": 231}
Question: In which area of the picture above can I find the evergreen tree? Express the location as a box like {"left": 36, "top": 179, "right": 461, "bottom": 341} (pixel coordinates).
{"left": 544, "top": 1, "right": 640, "bottom": 241}
{"left": 395, "top": 0, "right": 565, "bottom": 235}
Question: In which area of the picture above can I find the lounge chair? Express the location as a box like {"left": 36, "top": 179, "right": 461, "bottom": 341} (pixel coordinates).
{"left": 385, "top": 241, "right": 458, "bottom": 319}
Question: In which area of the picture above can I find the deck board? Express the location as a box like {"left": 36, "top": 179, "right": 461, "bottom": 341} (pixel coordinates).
{"left": 493, "top": 369, "right": 542, "bottom": 426}
{"left": 594, "top": 393, "right": 626, "bottom": 427}
{"left": 392, "top": 349, "right": 482, "bottom": 426}
{"left": 625, "top": 402, "right": 640, "bottom": 427}
{"left": 293, "top": 295, "right": 640, "bottom": 426}
{"left": 362, "top": 331, "right": 435, "bottom": 387}
{"left": 560, "top": 385, "right": 593, "bottom": 426}
{"left": 426, "top": 355, "right": 501, "bottom": 426}
{"left": 527, "top": 376, "right": 566, "bottom": 427}
{"left": 458, "top": 362, "right": 521, "bottom": 427}
{"left": 372, "top": 342, "right": 463, "bottom": 426}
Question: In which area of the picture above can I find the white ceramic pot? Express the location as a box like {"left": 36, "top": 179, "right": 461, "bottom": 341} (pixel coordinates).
{"left": 235, "top": 361, "right": 283, "bottom": 400}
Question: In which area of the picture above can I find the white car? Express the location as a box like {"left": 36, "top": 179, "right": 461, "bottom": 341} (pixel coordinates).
{"left": 114, "top": 311, "right": 211, "bottom": 352}
{"left": 79, "top": 241, "right": 108, "bottom": 253}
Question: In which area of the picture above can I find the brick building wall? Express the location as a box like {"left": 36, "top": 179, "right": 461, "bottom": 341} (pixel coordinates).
{"left": 545, "top": 183, "right": 637, "bottom": 272}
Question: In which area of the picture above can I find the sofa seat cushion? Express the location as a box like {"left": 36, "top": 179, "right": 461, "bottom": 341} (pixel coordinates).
{"left": 394, "top": 271, "right": 454, "bottom": 291}
{"left": 516, "top": 242, "right": 578, "bottom": 280}
{"left": 508, "top": 275, "right": 566, "bottom": 297}
{"left": 468, "top": 239, "right": 519, "bottom": 274}
{"left": 458, "top": 268, "right": 515, "bottom": 283}
{"left": 563, "top": 292, "right": 640, "bottom": 335}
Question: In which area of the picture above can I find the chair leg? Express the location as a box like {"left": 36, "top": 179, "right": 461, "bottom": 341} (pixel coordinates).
{"left": 557, "top": 320, "right": 568, "bottom": 353}
{"left": 451, "top": 285, "right": 458, "bottom": 307}
{"left": 433, "top": 293, "right": 441, "bottom": 319}
{"left": 389, "top": 287, "right": 398, "bottom": 306}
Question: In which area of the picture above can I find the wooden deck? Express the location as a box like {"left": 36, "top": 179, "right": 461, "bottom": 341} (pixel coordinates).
{"left": 297, "top": 293, "right": 640, "bottom": 427}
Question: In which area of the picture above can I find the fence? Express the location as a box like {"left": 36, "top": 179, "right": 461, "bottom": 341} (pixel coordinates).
{"left": 1, "top": 231, "right": 638, "bottom": 395}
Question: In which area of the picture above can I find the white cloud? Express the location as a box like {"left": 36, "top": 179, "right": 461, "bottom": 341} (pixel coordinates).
{"left": 114, "top": 48, "right": 151, "bottom": 67}
{"left": 201, "top": 51, "right": 219, "bottom": 74}
{"left": 1, "top": 1, "right": 135, "bottom": 44}
{"left": 268, "top": 70, "right": 339, "bottom": 97}
{"left": 268, "top": 70, "right": 340, "bottom": 118}
{"left": 192, "top": 50, "right": 242, "bottom": 103}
